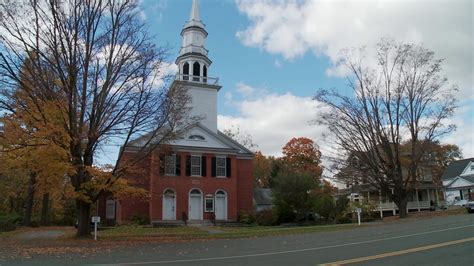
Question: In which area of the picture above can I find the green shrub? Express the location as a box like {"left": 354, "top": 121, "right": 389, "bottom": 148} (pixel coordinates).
{"left": 30, "top": 220, "right": 40, "bottom": 228}
{"left": 131, "top": 214, "right": 150, "bottom": 225}
{"left": 313, "top": 195, "right": 336, "bottom": 222}
{"left": 238, "top": 210, "right": 256, "bottom": 225}
{"left": 335, "top": 215, "right": 352, "bottom": 224}
{"left": 0, "top": 214, "right": 21, "bottom": 232}
{"left": 255, "top": 209, "right": 274, "bottom": 226}
{"left": 272, "top": 172, "right": 317, "bottom": 223}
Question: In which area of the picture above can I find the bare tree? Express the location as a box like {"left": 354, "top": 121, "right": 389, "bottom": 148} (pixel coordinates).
{"left": 0, "top": 0, "right": 192, "bottom": 236}
{"left": 314, "top": 39, "right": 457, "bottom": 218}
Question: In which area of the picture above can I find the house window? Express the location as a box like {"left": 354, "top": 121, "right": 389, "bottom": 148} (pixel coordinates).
{"left": 205, "top": 195, "right": 214, "bottom": 212}
{"left": 191, "top": 156, "right": 201, "bottom": 176}
{"left": 165, "top": 155, "right": 176, "bottom": 176}
{"left": 106, "top": 199, "right": 115, "bottom": 219}
{"left": 216, "top": 157, "right": 226, "bottom": 177}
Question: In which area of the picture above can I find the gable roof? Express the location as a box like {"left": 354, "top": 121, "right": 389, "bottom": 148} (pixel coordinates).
{"left": 124, "top": 123, "right": 254, "bottom": 158}
{"left": 253, "top": 188, "right": 273, "bottom": 206}
{"left": 441, "top": 158, "right": 474, "bottom": 180}
{"left": 445, "top": 174, "right": 474, "bottom": 188}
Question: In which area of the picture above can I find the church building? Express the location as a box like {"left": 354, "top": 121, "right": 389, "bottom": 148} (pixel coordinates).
{"left": 98, "top": 0, "right": 254, "bottom": 224}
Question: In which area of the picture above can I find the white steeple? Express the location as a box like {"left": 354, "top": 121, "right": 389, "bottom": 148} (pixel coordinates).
{"left": 173, "top": 0, "right": 221, "bottom": 133}
{"left": 190, "top": 0, "right": 201, "bottom": 23}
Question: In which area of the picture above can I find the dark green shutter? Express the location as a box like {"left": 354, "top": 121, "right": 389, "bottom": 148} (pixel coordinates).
{"left": 159, "top": 155, "right": 165, "bottom": 176}
{"left": 186, "top": 155, "right": 191, "bottom": 176}
{"left": 211, "top": 157, "right": 216, "bottom": 177}
{"left": 226, "top": 157, "right": 231, "bottom": 177}
{"left": 175, "top": 155, "right": 181, "bottom": 176}
{"left": 201, "top": 156, "right": 207, "bottom": 177}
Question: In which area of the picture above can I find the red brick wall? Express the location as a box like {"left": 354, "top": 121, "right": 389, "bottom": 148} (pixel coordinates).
{"left": 116, "top": 151, "right": 151, "bottom": 223}
{"left": 119, "top": 149, "right": 253, "bottom": 222}
{"left": 236, "top": 158, "right": 254, "bottom": 214}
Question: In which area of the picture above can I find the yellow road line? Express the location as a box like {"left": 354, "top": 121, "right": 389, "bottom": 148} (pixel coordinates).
{"left": 320, "top": 236, "right": 474, "bottom": 266}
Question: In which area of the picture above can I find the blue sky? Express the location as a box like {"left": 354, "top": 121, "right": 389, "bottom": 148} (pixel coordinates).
{"left": 98, "top": 0, "right": 473, "bottom": 165}
{"left": 140, "top": 0, "right": 347, "bottom": 115}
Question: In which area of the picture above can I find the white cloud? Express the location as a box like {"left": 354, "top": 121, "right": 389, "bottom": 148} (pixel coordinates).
{"left": 440, "top": 103, "right": 474, "bottom": 158}
{"left": 236, "top": 82, "right": 255, "bottom": 97}
{"left": 235, "top": 0, "right": 474, "bottom": 160}
{"left": 218, "top": 84, "right": 330, "bottom": 157}
{"left": 235, "top": 0, "right": 473, "bottom": 98}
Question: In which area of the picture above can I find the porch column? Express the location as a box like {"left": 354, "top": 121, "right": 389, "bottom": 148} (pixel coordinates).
{"left": 427, "top": 189, "right": 431, "bottom": 208}
{"left": 379, "top": 189, "right": 383, "bottom": 218}
{"left": 416, "top": 188, "right": 420, "bottom": 212}
{"left": 391, "top": 188, "right": 396, "bottom": 215}
{"left": 435, "top": 188, "right": 439, "bottom": 206}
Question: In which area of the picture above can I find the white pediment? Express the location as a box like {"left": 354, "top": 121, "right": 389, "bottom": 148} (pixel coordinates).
{"left": 446, "top": 177, "right": 474, "bottom": 189}
{"left": 460, "top": 162, "right": 474, "bottom": 176}
{"left": 168, "top": 124, "right": 231, "bottom": 150}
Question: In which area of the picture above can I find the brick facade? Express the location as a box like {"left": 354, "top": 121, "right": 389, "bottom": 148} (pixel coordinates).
{"left": 99, "top": 149, "right": 253, "bottom": 223}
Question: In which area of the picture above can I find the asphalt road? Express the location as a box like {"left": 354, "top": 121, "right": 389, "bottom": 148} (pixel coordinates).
{"left": 3, "top": 214, "right": 474, "bottom": 266}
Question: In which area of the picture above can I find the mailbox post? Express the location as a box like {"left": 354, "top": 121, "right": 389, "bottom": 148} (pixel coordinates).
{"left": 356, "top": 208, "right": 362, "bottom": 225}
{"left": 91, "top": 216, "right": 101, "bottom": 240}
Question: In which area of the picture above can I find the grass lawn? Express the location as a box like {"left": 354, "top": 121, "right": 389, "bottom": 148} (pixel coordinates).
{"left": 99, "top": 223, "right": 360, "bottom": 240}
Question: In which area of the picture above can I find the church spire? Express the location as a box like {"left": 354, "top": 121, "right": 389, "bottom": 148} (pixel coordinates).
{"left": 190, "top": 0, "right": 200, "bottom": 22}
{"left": 172, "top": 0, "right": 221, "bottom": 133}
{"left": 176, "top": 0, "right": 213, "bottom": 83}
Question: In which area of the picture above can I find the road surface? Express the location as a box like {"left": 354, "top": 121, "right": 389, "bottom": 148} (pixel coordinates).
{"left": 3, "top": 213, "right": 474, "bottom": 265}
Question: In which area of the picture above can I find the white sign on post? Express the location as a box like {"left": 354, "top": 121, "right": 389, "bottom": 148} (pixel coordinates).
{"left": 91, "top": 216, "right": 101, "bottom": 240}
{"left": 356, "top": 208, "right": 362, "bottom": 226}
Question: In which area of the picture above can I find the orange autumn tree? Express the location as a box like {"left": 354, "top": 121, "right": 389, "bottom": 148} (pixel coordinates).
{"left": 253, "top": 151, "right": 273, "bottom": 187}
{"left": 282, "top": 137, "right": 323, "bottom": 180}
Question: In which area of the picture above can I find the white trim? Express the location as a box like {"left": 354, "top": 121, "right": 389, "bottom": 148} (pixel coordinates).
{"left": 204, "top": 195, "right": 215, "bottom": 212}
{"left": 215, "top": 189, "right": 228, "bottom": 220}
{"left": 188, "top": 188, "right": 203, "bottom": 220}
{"left": 164, "top": 154, "right": 177, "bottom": 176}
{"left": 162, "top": 188, "right": 177, "bottom": 220}
{"left": 190, "top": 155, "right": 202, "bottom": 177}
{"left": 216, "top": 156, "right": 227, "bottom": 178}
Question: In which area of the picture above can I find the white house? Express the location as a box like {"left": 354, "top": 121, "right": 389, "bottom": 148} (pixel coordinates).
{"left": 442, "top": 158, "right": 474, "bottom": 206}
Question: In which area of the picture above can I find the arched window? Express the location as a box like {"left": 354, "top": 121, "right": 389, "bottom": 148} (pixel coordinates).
{"left": 203, "top": 65, "right": 207, "bottom": 83}
{"left": 183, "top": 62, "right": 189, "bottom": 80}
{"left": 193, "top": 62, "right": 200, "bottom": 81}
{"left": 216, "top": 190, "right": 226, "bottom": 196}
{"left": 190, "top": 188, "right": 202, "bottom": 195}
{"left": 164, "top": 188, "right": 176, "bottom": 196}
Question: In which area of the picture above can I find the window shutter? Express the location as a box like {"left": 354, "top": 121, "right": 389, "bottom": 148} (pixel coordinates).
{"left": 186, "top": 155, "right": 191, "bottom": 176}
{"left": 159, "top": 155, "right": 165, "bottom": 176}
{"left": 176, "top": 155, "right": 181, "bottom": 176}
{"left": 211, "top": 157, "right": 216, "bottom": 177}
{"left": 226, "top": 157, "right": 231, "bottom": 177}
{"left": 201, "top": 156, "right": 207, "bottom": 177}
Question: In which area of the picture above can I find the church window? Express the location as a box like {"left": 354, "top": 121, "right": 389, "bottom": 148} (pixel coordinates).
{"left": 216, "top": 157, "right": 226, "bottom": 177}
{"left": 183, "top": 62, "right": 189, "bottom": 80}
{"left": 191, "top": 155, "right": 201, "bottom": 176}
{"left": 193, "top": 62, "right": 200, "bottom": 81}
{"left": 165, "top": 154, "right": 176, "bottom": 175}
{"left": 189, "top": 134, "right": 205, "bottom": 141}
{"left": 203, "top": 65, "right": 207, "bottom": 83}
{"left": 205, "top": 195, "right": 214, "bottom": 212}
{"left": 212, "top": 157, "right": 231, "bottom": 178}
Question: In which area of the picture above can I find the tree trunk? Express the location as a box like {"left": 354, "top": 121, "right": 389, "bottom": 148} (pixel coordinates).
{"left": 397, "top": 197, "right": 408, "bottom": 218}
{"left": 76, "top": 199, "right": 91, "bottom": 237}
{"left": 23, "top": 172, "right": 36, "bottom": 226}
{"left": 40, "top": 193, "right": 50, "bottom": 226}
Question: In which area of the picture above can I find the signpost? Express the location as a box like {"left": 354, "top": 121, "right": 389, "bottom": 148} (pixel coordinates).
{"left": 91, "top": 216, "right": 101, "bottom": 240}
{"left": 356, "top": 208, "right": 362, "bottom": 225}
